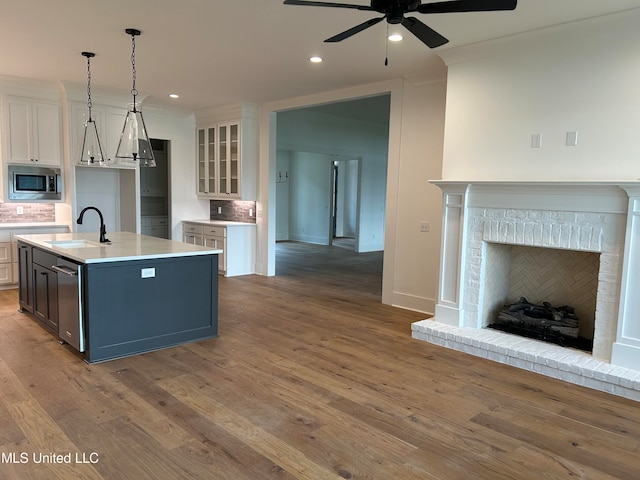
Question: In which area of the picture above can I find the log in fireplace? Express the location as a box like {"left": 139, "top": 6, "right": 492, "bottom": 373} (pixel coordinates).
{"left": 489, "top": 297, "right": 593, "bottom": 352}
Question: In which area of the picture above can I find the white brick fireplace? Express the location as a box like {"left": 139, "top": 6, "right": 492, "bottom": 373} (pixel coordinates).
{"left": 412, "top": 182, "right": 640, "bottom": 401}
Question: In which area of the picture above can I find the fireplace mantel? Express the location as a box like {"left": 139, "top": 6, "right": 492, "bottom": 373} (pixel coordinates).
{"left": 413, "top": 180, "right": 640, "bottom": 400}
{"left": 431, "top": 180, "right": 640, "bottom": 213}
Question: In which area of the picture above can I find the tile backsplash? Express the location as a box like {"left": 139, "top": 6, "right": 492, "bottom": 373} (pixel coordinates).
{"left": 0, "top": 203, "right": 55, "bottom": 223}
{"left": 210, "top": 200, "right": 256, "bottom": 223}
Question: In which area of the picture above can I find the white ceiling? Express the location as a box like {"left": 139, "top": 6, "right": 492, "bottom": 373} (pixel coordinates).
{"left": 1, "top": 0, "right": 639, "bottom": 111}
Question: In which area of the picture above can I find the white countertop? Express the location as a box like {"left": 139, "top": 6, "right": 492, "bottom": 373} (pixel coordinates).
{"left": 15, "top": 232, "right": 222, "bottom": 264}
{"left": 0, "top": 222, "right": 68, "bottom": 230}
{"left": 184, "top": 219, "right": 256, "bottom": 227}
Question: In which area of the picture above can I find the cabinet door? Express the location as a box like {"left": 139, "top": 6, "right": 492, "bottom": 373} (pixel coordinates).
{"left": 0, "top": 243, "right": 11, "bottom": 285}
{"left": 229, "top": 123, "right": 240, "bottom": 196}
{"left": 217, "top": 122, "right": 240, "bottom": 197}
{"left": 18, "top": 244, "right": 33, "bottom": 313}
{"left": 4, "top": 99, "right": 62, "bottom": 165}
{"left": 197, "top": 127, "right": 218, "bottom": 196}
{"left": 5, "top": 99, "right": 31, "bottom": 163}
{"left": 33, "top": 263, "right": 59, "bottom": 331}
{"left": 218, "top": 124, "right": 228, "bottom": 195}
{"left": 32, "top": 102, "right": 62, "bottom": 165}
{"left": 106, "top": 109, "right": 127, "bottom": 162}
{"left": 183, "top": 233, "right": 204, "bottom": 246}
{"left": 0, "top": 264, "right": 10, "bottom": 284}
{"left": 197, "top": 128, "right": 207, "bottom": 194}
{"left": 207, "top": 126, "right": 217, "bottom": 194}
{"left": 204, "top": 235, "right": 225, "bottom": 272}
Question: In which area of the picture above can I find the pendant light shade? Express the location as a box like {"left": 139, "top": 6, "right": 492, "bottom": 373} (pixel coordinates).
{"left": 79, "top": 52, "right": 107, "bottom": 166}
{"left": 115, "top": 28, "right": 155, "bottom": 167}
{"left": 116, "top": 104, "right": 155, "bottom": 167}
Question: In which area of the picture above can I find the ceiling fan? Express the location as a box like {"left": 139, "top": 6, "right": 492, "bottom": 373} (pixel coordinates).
{"left": 283, "top": 0, "right": 518, "bottom": 48}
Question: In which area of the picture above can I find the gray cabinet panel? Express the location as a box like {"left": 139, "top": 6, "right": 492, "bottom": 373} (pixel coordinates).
{"left": 83, "top": 254, "right": 218, "bottom": 363}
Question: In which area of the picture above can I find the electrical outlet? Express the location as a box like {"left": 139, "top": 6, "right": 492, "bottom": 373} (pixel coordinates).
{"left": 217, "top": 207, "right": 222, "bottom": 214}
{"left": 141, "top": 268, "right": 155, "bottom": 278}
{"left": 531, "top": 133, "right": 542, "bottom": 148}
{"left": 16, "top": 206, "right": 24, "bottom": 215}
{"left": 420, "top": 221, "right": 430, "bottom": 232}
{"left": 249, "top": 209, "right": 253, "bottom": 217}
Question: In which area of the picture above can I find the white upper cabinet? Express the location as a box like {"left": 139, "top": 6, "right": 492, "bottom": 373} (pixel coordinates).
{"left": 3, "top": 96, "right": 62, "bottom": 166}
{"left": 197, "top": 121, "right": 241, "bottom": 198}
{"left": 69, "top": 102, "right": 127, "bottom": 166}
{"left": 196, "top": 104, "right": 257, "bottom": 200}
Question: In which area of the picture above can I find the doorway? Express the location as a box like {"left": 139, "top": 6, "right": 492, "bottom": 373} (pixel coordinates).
{"left": 139, "top": 138, "right": 170, "bottom": 239}
{"left": 330, "top": 159, "right": 359, "bottom": 251}
{"left": 273, "top": 94, "right": 390, "bottom": 278}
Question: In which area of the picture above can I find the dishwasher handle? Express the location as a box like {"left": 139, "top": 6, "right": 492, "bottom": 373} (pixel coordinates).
{"left": 50, "top": 265, "right": 78, "bottom": 276}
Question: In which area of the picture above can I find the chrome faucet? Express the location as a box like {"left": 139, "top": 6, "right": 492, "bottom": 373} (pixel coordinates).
{"left": 77, "top": 206, "right": 110, "bottom": 243}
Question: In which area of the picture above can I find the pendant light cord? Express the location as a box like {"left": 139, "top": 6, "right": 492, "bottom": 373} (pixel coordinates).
{"left": 130, "top": 32, "right": 138, "bottom": 112}
{"left": 85, "top": 54, "right": 94, "bottom": 121}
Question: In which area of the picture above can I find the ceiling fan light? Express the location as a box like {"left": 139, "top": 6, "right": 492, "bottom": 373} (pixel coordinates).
{"left": 309, "top": 55, "right": 323, "bottom": 63}
{"left": 388, "top": 33, "right": 403, "bottom": 42}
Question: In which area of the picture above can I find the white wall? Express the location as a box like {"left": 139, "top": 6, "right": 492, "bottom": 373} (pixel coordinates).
{"left": 335, "top": 159, "right": 358, "bottom": 238}
{"left": 440, "top": 9, "right": 640, "bottom": 181}
{"left": 382, "top": 79, "right": 447, "bottom": 313}
{"left": 288, "top": 151, "right": 332, "bottom": 245}
{"left": 275, "top": 149, "right": 291, "bottom": 241}
{"left": 276, "top": 107, "right": 388, "bottom": 252}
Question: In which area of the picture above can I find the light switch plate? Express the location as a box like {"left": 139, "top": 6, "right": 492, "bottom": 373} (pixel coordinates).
{"left": 566, "top": 131, "right": 578, "bottom": 146}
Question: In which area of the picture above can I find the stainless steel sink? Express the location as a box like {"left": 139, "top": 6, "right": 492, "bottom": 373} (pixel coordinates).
{"left": 46, "top": 239, "right": 100, "bottom": 249}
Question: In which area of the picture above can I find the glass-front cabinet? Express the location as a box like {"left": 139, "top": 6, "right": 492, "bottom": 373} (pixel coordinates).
{"left": 197, "top": 122, "right": 240, "bottom": 198}
{"left": 195, "top": 103, "right": 258, "bottom": 201}
{"left": 197, "top": 127, "right": 218, "bottom": 196}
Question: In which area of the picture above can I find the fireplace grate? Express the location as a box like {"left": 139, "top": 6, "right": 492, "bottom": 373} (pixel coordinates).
{"left": 488, "top": 297, "right": 593, "bottom": 353}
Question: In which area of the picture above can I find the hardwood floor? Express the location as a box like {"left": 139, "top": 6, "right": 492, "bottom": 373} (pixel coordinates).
{"left": 1, "top": 241, "right": 640, "bottom": 479}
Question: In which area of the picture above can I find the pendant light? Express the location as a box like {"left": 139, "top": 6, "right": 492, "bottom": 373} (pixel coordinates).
{"left": 79, "top": 52, "right": 107, "bottom": 166}
{"left": 115, "top": 28, "right": 155, "bottom": 167}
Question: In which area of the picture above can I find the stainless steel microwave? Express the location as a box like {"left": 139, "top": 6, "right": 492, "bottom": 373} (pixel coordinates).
{"left": 8, "top": 164, "right": 62, "bottom": 201}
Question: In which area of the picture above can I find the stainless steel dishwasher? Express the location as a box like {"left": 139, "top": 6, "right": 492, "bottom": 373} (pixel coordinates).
{"left": 51, "top": 258, "right": 85, "bottom": 352}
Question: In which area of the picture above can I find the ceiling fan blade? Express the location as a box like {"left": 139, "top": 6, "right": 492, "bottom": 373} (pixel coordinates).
{"left": 401, "top": 17, "right": 449, "bottom": 48}
{"left": 417, "top": 0, "right": 517, "bottom": 14}
{"left": 283, "top": 0, "right": 375, "bottom": 11}
{"left": 325, "top": 16, "right": 385, "bottom": 42}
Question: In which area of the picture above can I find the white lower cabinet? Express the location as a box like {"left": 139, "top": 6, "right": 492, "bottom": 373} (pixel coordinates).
{"left": 182, "top": 221, "right": 255, "bottom": 276}
{"left": 182, "top": 223, "right": 204, "bottom": 246}
{"left": 0, "top": 240, "right": 11, "bottom": 285}
{"left": 0, "top": 225, "right": 69, "bottom": 287}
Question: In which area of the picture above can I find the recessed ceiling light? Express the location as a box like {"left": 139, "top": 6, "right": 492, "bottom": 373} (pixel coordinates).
{"left": 169, "top": 93, "right": 179, "bottom": 99}
{"left": 388, "top": 33, "right": 403, "bottom": 42}
{"left": 309, "top": 56, "right": 323, "bottom": 63}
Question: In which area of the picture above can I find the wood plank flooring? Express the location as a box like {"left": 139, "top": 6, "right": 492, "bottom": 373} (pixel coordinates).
{"left": 1, "top": 240, "right": 640, "bottom": 479}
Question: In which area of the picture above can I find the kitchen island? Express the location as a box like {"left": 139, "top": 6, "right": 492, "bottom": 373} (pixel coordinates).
{"left": 16, "top": 232, "right": 221, "bottom": 363}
